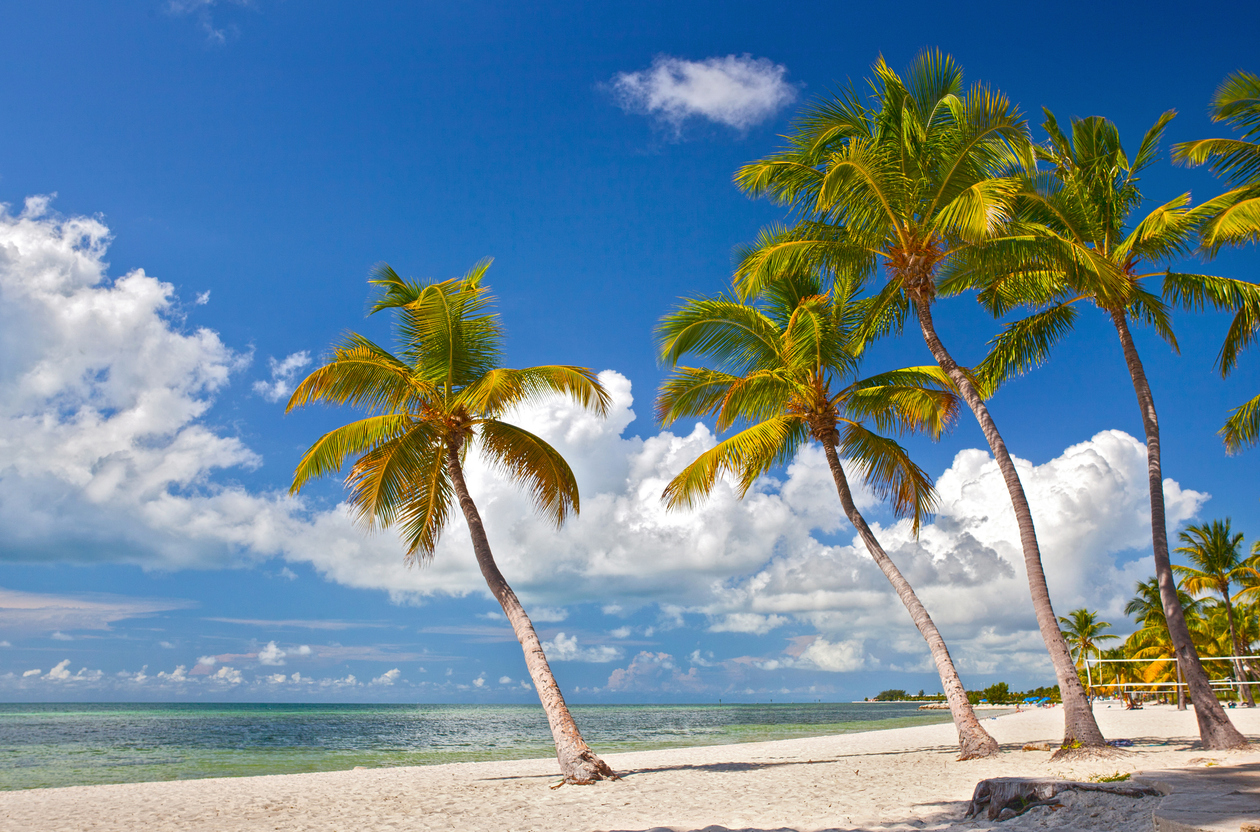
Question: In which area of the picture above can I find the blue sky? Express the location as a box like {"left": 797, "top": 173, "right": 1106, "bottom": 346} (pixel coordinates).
{"left": 0, "top": 1, "right": 1256, "bottom": 703}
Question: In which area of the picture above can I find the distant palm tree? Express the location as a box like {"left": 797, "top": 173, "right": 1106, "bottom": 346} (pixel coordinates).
{"left": 286, "top": 261, "right": 617, "bottom": 784}
{"left": 655, "top": 269, "right": 999, "bottom": 759}
{"left": 732, "top": 50, "right": 1108, "bottom": 753}
{"left": 1175, "top": 519, "right": 1256, "bottom": 707}
{"left": 1172, "top": 70, "right": 1260, "bottom": 452}
{"left": 949, "top": 109, "right": 1251, "bottom": 748}
{"left": 1058, "top": 608, "right": 1119, "bottom": 678}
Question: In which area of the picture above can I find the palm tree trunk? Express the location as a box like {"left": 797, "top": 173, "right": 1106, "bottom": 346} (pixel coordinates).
{"left": 820, "top": 440, "right": 999, "bottom": 759}
{"left": 445, "top": 445, "right": 617, "bottom": 784}
{"left": 912, "top": 297, "right": 1106, "bottom": 751}
{"left": 1109, "top": 311, "right": 1252, "bottom": 740}
{"left": 1220, "top": 590, "right": 1256, "bottom": 707}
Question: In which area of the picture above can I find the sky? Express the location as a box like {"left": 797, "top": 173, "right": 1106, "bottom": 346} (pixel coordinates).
{"left": 0, "top": 0, "right": 1257, "bottom": 704}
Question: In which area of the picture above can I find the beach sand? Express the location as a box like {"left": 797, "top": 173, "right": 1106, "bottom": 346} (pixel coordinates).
{"left": 1, "top": 704, "right": 1256, "bottom": 832}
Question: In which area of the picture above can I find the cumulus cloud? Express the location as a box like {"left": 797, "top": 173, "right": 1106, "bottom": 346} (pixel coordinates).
{"left": 541, "top": 632, "right": 623, "bottom": 663}
{"left": 252, "top": 351, "right": 311, "bottom": 403}
{"left": 257, "top": 641, "right": 286, "bottom": 665}
{"left": 371, "top": 668, "right": 401, "bottom": 686}
{"left": 610, "top": 54, "right": 796, "bottom": 133}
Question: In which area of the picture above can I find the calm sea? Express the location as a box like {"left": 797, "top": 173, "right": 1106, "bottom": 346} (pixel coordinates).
{"left": 0, "top": 702, "right": 954, "bottom": 790}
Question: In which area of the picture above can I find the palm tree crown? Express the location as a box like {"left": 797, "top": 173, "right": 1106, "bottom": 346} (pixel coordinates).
{"left": 1058, "top": 608, "right": 1119, "bottom": 667}
{"left": 287, "top": 260, "right": 608, "bottom": 560}
{"left": 656, "top": 270, "right": 955, "bottom": 530}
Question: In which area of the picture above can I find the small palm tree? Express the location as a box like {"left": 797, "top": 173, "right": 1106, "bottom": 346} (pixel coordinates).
{"left": 1172, "top": 70, "right": 1260, "bottom": 452}
{"left": 655, "top": 269, "right": 999, "bottom": 760}
{"left": 1174, "top": 519, "right": 1256, "bottom": 707}
{"left": 950, "top": 110, "right": 1251, "bottom": 748}
{"left": 732, "top": 50, "right": 1108, "bottom": 751}
{"left": 1058, "top": 608, "right": 1119, "bottom": 692}
{"left": 287, "top": 261, "right": 616, "bottom": 784}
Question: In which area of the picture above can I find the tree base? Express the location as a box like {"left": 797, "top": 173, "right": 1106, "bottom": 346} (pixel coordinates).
{"left": 957, "top": 734, "right": 1001, "bottom": 761}
{"left": 1049, "top": 744, "right": 1127, "bottom": 761}
{"left": 965, "top": 777, "right": 1159, "bottom": 821}
{"left": 559, "top": 750, "right": 619, "bottom": 785}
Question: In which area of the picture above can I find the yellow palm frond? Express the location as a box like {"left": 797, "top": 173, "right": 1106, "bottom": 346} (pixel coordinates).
{"left": 476, "top": 419, "right": 580, "bottom": 527}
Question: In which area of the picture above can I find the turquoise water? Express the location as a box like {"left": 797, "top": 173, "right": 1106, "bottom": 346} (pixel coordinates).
{"left": 0, "top": 702, "right": 954, "bottom": 790}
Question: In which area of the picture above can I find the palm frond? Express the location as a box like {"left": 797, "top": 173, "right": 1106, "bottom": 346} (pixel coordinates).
{"left": 837, "top": 422, "right": 937, "bottom": 533}
{"left": 1222, "top": 392, "right": 1260, "bottom": 454}
{"left": 458, "top": 365, "right": 610, "bottom": 418}
{"left": 290, "top": 414, "right": 419, "bottom": 494}
{"left": 477, "top": 419, "right": 580, "bottom": 527}
{"left": 286, "top": 336, "right": 425, "bottom": 413}
{"left": 974, "top": 303, "right": 1079, "bottom": 395}
{"left": 661, "top": 415, "right": 807, "bottom": 509}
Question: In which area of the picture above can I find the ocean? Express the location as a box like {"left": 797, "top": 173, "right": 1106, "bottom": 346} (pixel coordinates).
{"left": 0, "top": 701, "right": 955, "bottom": 790}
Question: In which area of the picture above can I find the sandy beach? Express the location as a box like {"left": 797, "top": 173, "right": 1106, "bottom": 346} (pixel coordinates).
{"left": 1, "top": 704, "right": 1256, "bottom": 832}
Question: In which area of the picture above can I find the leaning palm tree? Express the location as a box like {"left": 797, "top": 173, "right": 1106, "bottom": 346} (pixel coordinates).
{"left": 286, "top": 261, "right": 617, "bottom": 784}
{"left": 1058, "top": 608, "right": 1118, "bottom": 693}
{"left": 1173, "top": 70, "right": 1260, "bottom": 452}
{"left": 1175, "top": 519, "right": 1256, "bottom": 706}
{"left": 732, "top": 50, "right": 1108, "bottom": 751}
{"left": 655, "top": 269, "right": 999, "bottom": 760}
{"left": 948, "top": 110, "right": 1251, "bottom": 748}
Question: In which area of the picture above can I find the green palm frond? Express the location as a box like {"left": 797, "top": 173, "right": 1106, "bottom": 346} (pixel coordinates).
{"left": 458, "top": 365, "right": 610, "bottom": 418}
{"left": 1222, "top": 393, "right": 1260, "bottom": 454}
{"left": 930, "top": 176, "right": 1020, "bottom": 243}
{"left": 477, "top": 419, "right": 580, "bottom": 527}
{"left": 836, "top": 421, "right": 936, "bottom": 532}
{"left": 1114, "top": 193, "right": 1197, "bottom": 263}
{"left": 343, "top": 422, "right": 446, "bottom": 533}
{"left": 290, "top": 414, "right": 419, "bottom": 495}
{"left": 657, "top": 296, "right": 784, "bottom": 370}
{"left": 661, "top": 415, "right": 807, "bottom": 509}
{"left": 843, "top": 384, "right": 958, "bottom": 439}
{"left": 1126, "top": 283, "right": 1179, "bottom": 351}
{"left": 1197, "top": 187, "right": 1260, "bottom": 255}
{"left": 1162, "top": 271, "right": 1260, "bottom": 374}
{"left": 974, "top": 303, "right": 1079, "bottom": 395}
{"left": 656, "top": 367, "right": 741, "bottom": 424}
{"left": 286, "top": 336, "right": 424, "bottom": 414}
{"left": 393, "top": 440, "right": 454, "bottom": 563}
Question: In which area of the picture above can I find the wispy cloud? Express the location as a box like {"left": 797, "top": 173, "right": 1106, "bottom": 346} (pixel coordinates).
{"left": 205, "top": 617, "right": 389, "bottom": 630}
{"left": 0, "top": 587, "right": 194, "bottom": 634}
{"left": 167, "top": 0, "right": 254, "bottom": 46}
{"left": 610, "top": 54, "right": 797, "bottom": 134}
{"left": 253, "top": 351, "right": 312, "bottom": 403}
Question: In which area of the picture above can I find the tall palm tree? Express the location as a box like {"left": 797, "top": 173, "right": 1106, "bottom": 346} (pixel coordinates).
{"left": 731, "top": 50, "right": 1108, "bottom": 751}
{"left": 949, "top": 111, "right": 1250, "bottom": 748}
{"left": 286, "top": 261, "right": 617, "bottom": 784}
{"left": 655, "top": 269, "right": 999, "bottom": 759}
{"left": 1058, "top": 608, "right": 1118, "bottom": 693}
{"left": 1172, "top": 70, "right": 1260, "bottom": 452}
{"left": 1175, "top": 519, "right": 1257, "bottom": 706}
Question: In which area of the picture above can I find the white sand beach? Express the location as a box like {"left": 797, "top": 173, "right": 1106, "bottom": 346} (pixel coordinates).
{"left": 1, "top": 704, "right": 1256, "bottom": 832}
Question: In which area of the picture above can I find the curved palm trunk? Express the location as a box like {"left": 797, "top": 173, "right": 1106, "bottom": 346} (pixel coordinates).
{"left": 1110, "top": 311, "right": 1253, "bottom": 740}
{"left": 820, "top": 441, "right": 999, "bottom": 759}
{"left": 912, "top": 297, "right": 1106, "bottom": 751}
{"left": 445, "top": 446, "right": 618, "bottom": 784}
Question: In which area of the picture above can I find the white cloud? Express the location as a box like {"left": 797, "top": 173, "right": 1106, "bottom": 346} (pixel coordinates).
{"left": 498, "top": 675, "right": 513, "bottom": 684}
{"left": 166, "top": 0, "right": 252, "bottom": 45}
{"left": 157, "top": 665, "right": 189, "bottom": 682}
{"left": 606, "top": 651, "right": 703, "bottom": 693}
{"left": 50, "top": 631, "right": 72, "bottom": 641}
{"left": 0, "top": 587, "right": 192, "bottom": 634}
{"left": 795, "top": 637, "right": 868, "bottom": 672}
{"left": 528, "top": 606, "right": 568, "bottom": 623}
{"left": 257, "top": 641, "right": 286, "bottom": 665}
{"left": 252, "top": 351, "right": 311, "bottom": 403}
{"left": 371, "top": 668, "right": 401, "bottom": 686}
{"left": 46, "top": 660, "right": 72, "bottom": 680}
{"left": 472, "top": 674, "right": 486, "bottom": 688}
{"left": 611, "top": 54, "right": 796, "bottom": 132}
{"left": 194, "top": 290, "right": 211, "bottom": 305}
{"left": 22, "top": 668, "right": 39, "bottom": 678}
{"left": 541, "top": 632, "right": 623, "bottom": 663}
{"left": 707, "top": 613, "right": 789, "bottom": 635}
{"left": 210, "top": 666, "right": 242, "bottom": 684}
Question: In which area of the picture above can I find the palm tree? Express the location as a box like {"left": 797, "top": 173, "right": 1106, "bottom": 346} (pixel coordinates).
{"left": 1175, "top": 519, "right": 1257, "bottom": 706}
{"left": 1126, "top": 577, "right": 1212, "bottom": 706}
{"left": 655, "top": 269, "right": 999, "bottom": 759}
{"left": 1172, "top": 70, "right": 1260, "bottom": 453}
{"left": 731, "top": 50, "right": 1108, "bottom": 751}
{"left": 286, "top": 261, "right": 617, "bottom": 784}
{"left": 1058, "top": 608, "right": 1118, "bottom": 694}
{"left": 949, "top": 110, "right": 1250, "bottom": 748}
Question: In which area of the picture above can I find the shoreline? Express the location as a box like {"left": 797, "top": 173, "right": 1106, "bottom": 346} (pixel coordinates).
{"left": 1, "top": 704, "right": 1256, "bottom": 831}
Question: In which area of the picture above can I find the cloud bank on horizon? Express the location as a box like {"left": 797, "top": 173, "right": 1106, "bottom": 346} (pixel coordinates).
{"left": 610, "top": 54, "right": 797, "bottom": 134}
{"left": 0, "top": 200, "right": 1209, "bottom": 695}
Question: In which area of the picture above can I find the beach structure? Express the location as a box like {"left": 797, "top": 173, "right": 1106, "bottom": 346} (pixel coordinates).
{"left": 285, "top": 261, "right": 617, "bottom": 784}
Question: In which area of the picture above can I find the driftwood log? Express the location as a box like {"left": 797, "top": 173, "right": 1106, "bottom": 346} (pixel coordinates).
{"left": 965, "top": 777, "right": 1161, "bottom": 821}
